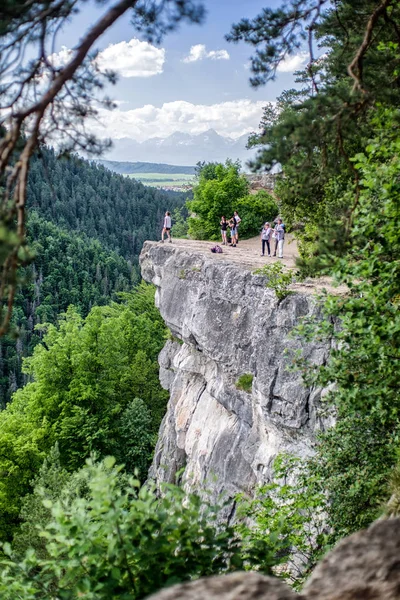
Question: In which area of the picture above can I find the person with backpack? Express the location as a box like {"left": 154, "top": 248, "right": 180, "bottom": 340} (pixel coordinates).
{"left": 160, "top": 211, "right": 172, "bottom": 243}
{"left": 220, "top": 216, "right": 228, "bottom": 245}
{"left": 260, "top": 222, "right": 272, "bottom": 256}
{"left": 233, "top": 211, "right": 241, "bottom": 244}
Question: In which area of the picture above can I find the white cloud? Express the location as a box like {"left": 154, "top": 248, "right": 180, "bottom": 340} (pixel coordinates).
{"left": 183, "top": 44, "right": 230, "bottom": 63}
{"left": 48, "top": 46, "right": 73, "bottom": 68}
{"left": 96, "top": 38, "right": 165, "bottom": 78}
{"left": 89, "top": 99, "right": 267, "bottom": 142}
{"left": 46, "top": 40, "right": 165, "bottom": 79}
{"left": 208, "top": 49, "right": 230, "bottom": 61}
{"left": 277, "top": 52, "right": 308, "bottom": 73}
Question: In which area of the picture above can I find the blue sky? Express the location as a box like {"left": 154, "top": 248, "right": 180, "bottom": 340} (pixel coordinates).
{"left": 53, "top": 0, "right": 305, "bottom": 143}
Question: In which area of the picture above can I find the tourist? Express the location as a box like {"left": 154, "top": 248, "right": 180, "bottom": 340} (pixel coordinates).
{"left": 228, "top": 218, "right": 237, "bottom": 247}
{"left": 220, "top": 216, "right": 228, "bottom": 245}
{"left": 260, "top": 222, "right": 272, "bottom": 256}
{"left": 273, "top": 218, "right": 285, "bottom": 258}
{"left": 160, "top": 211, "right": 172, "bottom": 243}
{"left": 233, "top": 211, "right": 241, "bottom": 244}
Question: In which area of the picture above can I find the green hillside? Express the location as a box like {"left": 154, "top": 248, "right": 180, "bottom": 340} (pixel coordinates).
{"left": 0, "top": 148, "right": 188, "bottom": 406}
{"left": 28, "top": 147, "right": 187, "bottom": 262}
{"left": 97, "top": 159, "right": 196, "bottom": 175}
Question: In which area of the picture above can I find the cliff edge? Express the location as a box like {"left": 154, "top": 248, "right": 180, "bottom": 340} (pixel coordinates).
{"left": 140, "top": 240, "right": 333, "bottom": 511}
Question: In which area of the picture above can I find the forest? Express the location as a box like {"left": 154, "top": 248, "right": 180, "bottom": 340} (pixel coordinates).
{"left": 0, "top": 147, "right": 187, "bottom": 406}
{"left": 0, "top": 0, "right": 398, "bottom": 598}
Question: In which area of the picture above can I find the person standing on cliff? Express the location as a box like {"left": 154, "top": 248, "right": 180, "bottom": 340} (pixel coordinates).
{"left": 233, "top": 211, "right": 241, "bottom": 244}
{"left": 273, "top": 218, "right": 285, "bottom": 258}
{"left": 228, "top": 217, "right": 237, "bottom": 247}
{"left": 220, "top": 216, "right": 228, "bottom": 245}
{"left": 260, "top": 222, "right": 272, "bottom": 256}
{"left": 160, "top": 211, "right": 172, "bottom": 243}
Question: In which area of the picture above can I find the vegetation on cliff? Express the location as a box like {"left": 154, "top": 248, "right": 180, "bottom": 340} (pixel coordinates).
{"left": 228, "top": 0, "right": 400, "bottom": 576}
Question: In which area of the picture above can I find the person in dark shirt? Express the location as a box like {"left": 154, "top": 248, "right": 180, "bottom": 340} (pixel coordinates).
{"left": 220, "top": 216, "right": 228, "bottom": 245}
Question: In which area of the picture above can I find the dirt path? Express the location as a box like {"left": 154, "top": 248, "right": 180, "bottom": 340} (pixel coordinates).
{"left": 167, "top": 235, "right": 345, "bottom": 295}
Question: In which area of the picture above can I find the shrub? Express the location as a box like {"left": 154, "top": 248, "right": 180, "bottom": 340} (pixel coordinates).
{"left": 235, "top": 374, "right": 253, "bottom": 393}
{"left": 236, "top": 191, "right": 278, "bottom": 238}
{"left": 188, "top": 160, "right": 249, "bottom": 240}
{"left": 236, "top": 455, "right": 329, "bottom": 589}
{"left": 254, "top": 263, "right": 295, "bottom": 300}
{"left": 0, "top": 458, "right": 276, "bottom": 599}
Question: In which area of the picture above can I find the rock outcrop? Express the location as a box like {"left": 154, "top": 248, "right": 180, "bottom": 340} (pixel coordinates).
{"left": 146, "top": 519, "right": 400, "bottom": 600}
{"left": 140, "top": 242, "right": 333, "bottom": 507}
{"left": 146, "top": 572, "right": 297, "bottom": 600}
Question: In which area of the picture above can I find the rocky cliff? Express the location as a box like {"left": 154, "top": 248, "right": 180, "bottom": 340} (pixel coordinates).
{"left": 140, "top": 241, "right": 332, "bottom": 511}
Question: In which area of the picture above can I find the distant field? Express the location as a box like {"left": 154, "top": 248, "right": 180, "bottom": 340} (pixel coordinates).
{"left": 127, "top": 172, "right": 194, "bottom": 189}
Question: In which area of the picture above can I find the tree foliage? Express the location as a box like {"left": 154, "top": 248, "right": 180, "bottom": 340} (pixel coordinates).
{"left": 0, "top": 457, "right": 274, "bottom": 600}
{"left": 293, "top": 113, "right": 400, "bottom": 540}
{"left": 228, "top": 0, "right": 400, "bottom": 551}
{"left": 228, "top": 1, "right": 400, "bottom": 258}
{"left": 188, "top": 160, "right": 277, "bottom": 239}
{"left": 0, "top": 0, "right": 205, "bottom": 334}
{"left": 0, "top": 283, "right": 167, "bottom": 540}
{"left": 0, "top": 146, "right": 188, "bottom": 406}
{"left": 237, "top": 455, "right": 329, "bottom": 589}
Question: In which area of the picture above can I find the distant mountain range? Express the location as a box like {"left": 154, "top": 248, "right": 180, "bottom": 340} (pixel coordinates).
{"left": 97, "top": 160, "right": 196, "bottom": 175}
{"left": 103, "top": 129, "right": 256, "bottom": 166}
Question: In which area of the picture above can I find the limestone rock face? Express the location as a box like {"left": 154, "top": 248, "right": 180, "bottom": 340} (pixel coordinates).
{"left": 140, "top": 242, "right": 333, "bottom": 504}
{"left": 303, "top": 518, "right": 400, "bottom": 600}
{"left": 145, "top": 572, "right": 297, "bottom": 600}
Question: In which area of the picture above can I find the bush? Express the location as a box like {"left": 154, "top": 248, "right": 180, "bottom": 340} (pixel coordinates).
{"left": 236, "top": 191, "right": 278, "bottom": 238}
{"left": 188, "top": 160, "right": 249, "bottom": 240}
{"left": 236, "top": 455, "right": 329, "bottom": 589}
{"left": 235, "top": 374, "right": 253, "bottom": 393}
{"left": 0, "top": 458, "right": 276, "bottom": 600}
{"left": 254, "top": 263, "right": 295, "bottom": 300}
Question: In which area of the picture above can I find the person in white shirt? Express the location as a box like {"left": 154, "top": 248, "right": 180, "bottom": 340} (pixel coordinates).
{"left": 160, "top": 211, "right": 172, "bottom": 243}
{"left": 273, "top": 218, "right": 285, "bottom": 258}
{"left": 233, "top": 211, "right": 241, "bottom": 244}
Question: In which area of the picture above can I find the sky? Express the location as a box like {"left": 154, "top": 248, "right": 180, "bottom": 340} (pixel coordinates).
{"left": 53, "top": 0, "right": 306, "bottom": 144}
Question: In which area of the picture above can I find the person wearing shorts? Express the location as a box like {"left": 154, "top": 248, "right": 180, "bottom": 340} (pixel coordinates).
{"left": 220, "top": 216, "right": 228, "bottom": 245}
{"left": 161, "top": 211, "right": 172, "bottom": 243}
{"left": 229, "top": 218, "right": 237, "bottom": 247}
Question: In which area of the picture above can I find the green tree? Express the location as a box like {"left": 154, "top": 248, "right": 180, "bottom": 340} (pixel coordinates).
{"left": 293, "top": 113, "right": 400, "bottom": 540}
{"left": 188, "top": 160, "right": 249, "bottom": 239}
{"left": 227, "top": 1, "right": 400, "bottom": 259}
{"left": 237, "top": 455, "right": 329, "bottom": 589}
{"left": 0, "top": 283, "right": 168, "bottom": 540}
{"left": 11, "top": 444, "right": 71, "bottom": 560}
{"left": 0, "top": 457, "right": 274, "bottom": 600}
{"left": 236, "top": 190, "right": 278, "bottom": 238}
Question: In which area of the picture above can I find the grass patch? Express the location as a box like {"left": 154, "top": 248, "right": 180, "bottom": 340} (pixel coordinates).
{"left": 235, "top": 374, "right": 254, "bottom": 393}
{"left": 127, "top": 173, "right": 194, "bottom": 189}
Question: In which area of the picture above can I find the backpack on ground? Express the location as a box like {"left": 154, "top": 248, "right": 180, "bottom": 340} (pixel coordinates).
{"left": 211, "top": 245, "right": 223, "bottom": 253}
